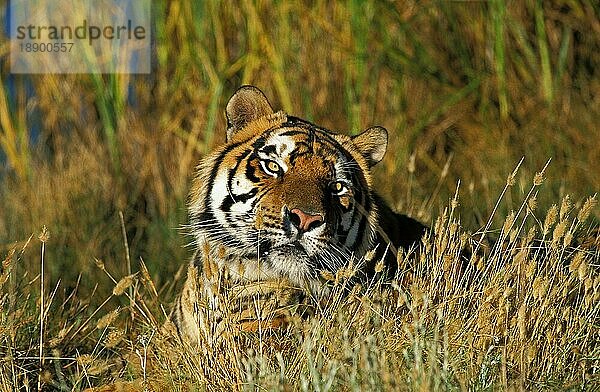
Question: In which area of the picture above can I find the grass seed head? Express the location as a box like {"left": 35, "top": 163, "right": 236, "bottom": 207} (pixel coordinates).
{"left": 509, "top": 228, "right": 518, "bottom": 243}
{"left": 451, "top": 197, "right": 459, "bottom": 210}
{"left": 503, "top": 287, "right": 514, "bottom": 300}
{"left": 140, "top": 259, "right": 158, "bottom": 297}
{"left": 577, "top": 259, "right": 588, "bottom": 281}
{"left": 518, "top": 303, "right": 527, "bottom": 339}
{"left": 526, "top": 260, "right": 536, "bottom": 279}
{"left": 543, "top": 205, "right": 558, "bottom": 235}
{"left": 38, "top": 225, "right": 50, "bottom": 243}
{"left": 561, "top": 283, "right": 571, "bottom": 299}
{"left": 525, "top": 226, "right": 536, "bottom": 245}
{"left": 560, "top": 195, "right": 572, "bottom": 220}
{"left": 113, "top": 274, "right": 135, "bottom": 296}
{"left": 162, "top": 319, "right": 178, "bottom": 338}
{"left": 514, "top": 249, "right": 527, "bottom": 265}
{"left": 563, "top": 231, "right": 573, "bottom": 247}
{"left": 527, "top": 195, "right": 538, "bottom": 211}
{"left": 562, "top": 306, "right": 572, "bottom": 320}
{"left": 187, "top": 264, "right": 198, "bottom": 286}
{"left": 584, "top": 292, "right": 594, "bottom": 308}
{"left": 442, "top": 254, "right": 453, "bottom": 274}
{"left": 97, "top": 309, "right": 120, "bottom": 329}
{"left": 476, "top": 256, "right": 485, "bottom": 271}
{"left": 320, "top": 270, "right": 335, "bottom": 282}
{"left": 341, "top": 266, "right": 356, "bottom": 279}
{"left": 76, "top": 354, "right": 94, "bottom": 367}
{"left": 552, "top": 220, "right": 568, "bottom": 245}
{"left": 527, "top": 344, "right": 538, "bottom": 363}
{"left": 218, "top": 245, "right": 226, "bottom": 259}
{"left": 237, "top": 260, "right": 246, "bottom": 277}
{"left": 449, "top": 222, "right": 458, "bottom": 236}
{"left": 94, "top": 258, "right": 106, "bottom": 271}
{"left": 407, "top": 153, "right": 416, "bottom": 173}
{"left": 533, "top": 172, "right": 545, "bottom": 186}
{"left": 104, "top": 329, "right": 125, "bottom": 348}
{"left": 569, "top": 251, "right": 585, "bottom": 275}
{"left": 374, "top": 260, "right": 385, "bottom": 274}
{"left": 502, "top": 211, "right": 515, "bottom": 234}
{"left": 507, "top": 172, "right": 516, "bottom": 186}
{"left": 532, "top": 276, "right": 549, "bottom": 300}
{"left": 434, "top": 211, "right": 447, "bottom": 234}
{"left": 2, "top": 248, "right": 15, "bottom": 270}
{"left": 364, "top": 249, "right": 376, "bottom": 262}
{"left": 577, "top": 194, "right": 597, "bottom": 223}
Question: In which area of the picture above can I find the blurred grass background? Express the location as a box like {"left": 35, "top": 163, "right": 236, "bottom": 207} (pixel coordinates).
{"left": 0, "top": 0, "right": 599, "bottom": 307}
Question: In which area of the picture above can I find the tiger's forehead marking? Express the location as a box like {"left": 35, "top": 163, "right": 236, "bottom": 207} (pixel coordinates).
{"left": 262, "top": 131, "right": 297, "bottom": 158}
{"left": 258, "top": 126, "right": 346, "bottom": 163}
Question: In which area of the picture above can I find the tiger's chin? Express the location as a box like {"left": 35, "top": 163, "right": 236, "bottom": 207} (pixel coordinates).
{"left": 262, "top": 246, "right": 313, "bottom": 285}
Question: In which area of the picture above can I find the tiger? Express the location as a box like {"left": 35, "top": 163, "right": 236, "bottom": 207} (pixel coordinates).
{"left": 170, "top": 85, "right": 427, "bottom": 346}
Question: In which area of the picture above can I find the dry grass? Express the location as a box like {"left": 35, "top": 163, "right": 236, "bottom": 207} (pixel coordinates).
{"left": 1, "top": 189, "right": 598, "bottom": 390}
{"left": 1, "top": 1, "right": 599, "bottom": 390}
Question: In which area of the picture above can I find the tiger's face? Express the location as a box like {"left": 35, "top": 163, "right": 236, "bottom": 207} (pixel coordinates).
{"left": 189, "top": 86, "right": 388, "bottom": 290}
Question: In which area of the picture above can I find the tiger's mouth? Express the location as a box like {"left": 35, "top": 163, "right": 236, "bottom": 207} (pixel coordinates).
{"left": 261, "top": 238, "right": 312, "bottom": 257}
{"left": 287, "top": 240, "right": 306, "bottom": 251}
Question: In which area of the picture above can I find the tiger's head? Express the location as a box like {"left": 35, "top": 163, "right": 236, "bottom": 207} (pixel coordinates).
{"left": 189, "top": 86, "right": 388, "bottom": 290}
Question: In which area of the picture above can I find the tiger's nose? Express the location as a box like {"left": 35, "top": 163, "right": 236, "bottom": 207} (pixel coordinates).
{"left": 288, "top": 208, "right": 324, "bottom": 233}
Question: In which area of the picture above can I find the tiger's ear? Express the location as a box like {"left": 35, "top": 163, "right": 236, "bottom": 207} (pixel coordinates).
{"left": 225, "top": 85, "right": 274, "bottom": 142}
{"left": 351, "top": 126, "right": 388, "bottom": 167}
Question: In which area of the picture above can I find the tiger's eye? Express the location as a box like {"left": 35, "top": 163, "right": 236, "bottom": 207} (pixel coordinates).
{"left": 332, "top": 181, "right": 348, "bottom": 195}
{"left": 267, "top": 161, "right": 280, "bottom": 173}
{"left": 260, "top": 160, "right": 281, "bottom": 177}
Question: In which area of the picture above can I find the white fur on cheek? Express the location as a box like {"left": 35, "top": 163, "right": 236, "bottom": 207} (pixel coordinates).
{"left": 233, "top": 175, "right": 255, "bottom": 194}
{"left": 209, "top": 169, "right": 231, "bottom": 224}
{"left": 230, "top": 173, "right": 257, "bottom": 215}
{"left": 210, "top": 161, "right": 260, "bottom": 216}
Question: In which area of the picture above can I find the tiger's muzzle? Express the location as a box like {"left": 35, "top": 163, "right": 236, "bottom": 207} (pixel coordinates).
{"left": 287, "top": 207, "right": 324, "bottom": 234}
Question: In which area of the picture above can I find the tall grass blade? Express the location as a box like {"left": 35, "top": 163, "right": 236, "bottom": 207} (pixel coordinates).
{"left": 0, "top": 75, "right": 30, "bottom": 180}
{"left": 491, "top": 0, "right": 508, "bottom": 119}
{"left": 534, "top": 0, "right": 553, "bottom": 104}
